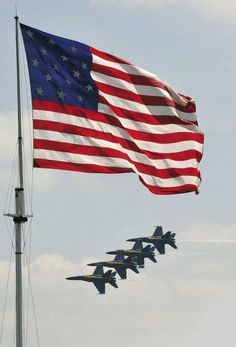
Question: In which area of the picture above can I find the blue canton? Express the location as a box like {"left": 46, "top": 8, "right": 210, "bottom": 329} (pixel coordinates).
{"left": 20, "top": 23, "right": 99, "bottom": 111}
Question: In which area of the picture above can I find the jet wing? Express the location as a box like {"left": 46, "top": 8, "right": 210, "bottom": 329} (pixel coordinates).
{"left": 115, "top": 266, "right": 127, "bottom": 279}
{"left": 153, "top": 241, "right": 165, "bottom": 254}
{"left": 93, "top": 265, "right": 104, "bottom": 276}
{"left": 132, "top": 240, "right": 143, "bottom": 250}
{"left": 114, "top": 252, "right": 124, "bottom": 262}
{"left": 93, "top": 280, "right": 105, "bottom": 294}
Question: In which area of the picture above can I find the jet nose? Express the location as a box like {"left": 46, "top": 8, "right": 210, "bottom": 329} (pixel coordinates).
{"left": 66, "top": 275, "right": 83, "bottom": 280}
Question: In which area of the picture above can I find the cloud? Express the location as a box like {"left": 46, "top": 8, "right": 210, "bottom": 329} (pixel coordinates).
{"left": 0, "top": 249, "right": 235, "bottom": 346}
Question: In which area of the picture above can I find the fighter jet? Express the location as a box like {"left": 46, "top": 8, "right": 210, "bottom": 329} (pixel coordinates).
{"left": 127, "top": 226, "right": 177, "bottom": 254}
{"left": 88, "top": 253, "right": 139, "bottom": 279}
{"left": 66, "top": 265, "right": 118, "bottom": 294}
{"left": 106, "top": 241, "right": 157, "bottom": 268}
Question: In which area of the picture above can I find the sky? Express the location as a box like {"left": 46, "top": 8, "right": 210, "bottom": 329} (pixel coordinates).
{"left": 0, "top": 0, "right": 236, "bottom": 346}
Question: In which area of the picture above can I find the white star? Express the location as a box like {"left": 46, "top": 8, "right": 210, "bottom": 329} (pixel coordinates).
{"left": 71, "top": 46, "right": 78, "bottom": 54}
{"left": 27, "top": 30, "right": 33, "bottom": 38}
{"left": 86, "top": 84, "right": 93, "bottom": 92}
{"left": 45, "top": 73, "right": 53, "bottom": 82}
{"left": 78, "top": 96, "right": 83, "bottom": 102}
{"left": 41, "top": 47, "right": 48, "bottom": 56}
{"left": 49, "top": 39, "right": 56, "bottom": 45}
{"left": 32, "top": 59, "right": 39, "bottom": 67}
{"left": 73, "top": 70, "right": 80, "bottom": 78}
{"left": 66, "top": 79, "right": 72, "bottom": 86}
{"left": 82, "top": 62, "right": 87, "bottom": 70}
{"left": 53, "top": 64, "right": 59, "bottom": 71}
{"left": 57, "top": 90, "right": 65, "bottom": 100}
{"left": 36, "top": 87, "right": 44, "bottom": 96}
{"left": 61, "top": 55, "right": 68, "bottom": 62}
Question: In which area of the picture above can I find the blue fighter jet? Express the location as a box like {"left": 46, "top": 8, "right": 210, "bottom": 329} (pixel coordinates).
{"left": 127, "top": 226, "right": 177, "bottom": 254}
{"left": 106, "top": 241, "right": 157, "bottom": 268}
{"left": 66, "top": 265, "right": 118, "bottom": 294}
{"left": 88, "top": 253, "right": 139, "bottom": 279}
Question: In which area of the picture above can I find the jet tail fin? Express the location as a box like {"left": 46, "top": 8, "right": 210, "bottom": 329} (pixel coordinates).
{"left": 163, "top": 231, "right": 172, "bottom": 239}
{"left": 163, "top": 231, "right": 176, "bottom": 240}
{"left": 143, "top": 245, "right": 152, "bottom": 251}
{"left": 124, "top": 256, "right": 133, "bottom": 264}
{"left": 104, "top": 270, "right": 113, "bottom": 277}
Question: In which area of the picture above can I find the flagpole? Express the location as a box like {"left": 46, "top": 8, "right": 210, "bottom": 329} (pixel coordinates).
{"left": 14, "top": 15, "right": 26, "bottom": 347}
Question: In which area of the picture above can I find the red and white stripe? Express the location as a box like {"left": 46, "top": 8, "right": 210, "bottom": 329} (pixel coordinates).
{"left": 33, "top": 47, "right": 204, "bottom": 195}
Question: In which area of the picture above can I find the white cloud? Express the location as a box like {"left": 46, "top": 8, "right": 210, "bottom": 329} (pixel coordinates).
{"left": 0, "top": 249, "right": 235, "bottom": 347}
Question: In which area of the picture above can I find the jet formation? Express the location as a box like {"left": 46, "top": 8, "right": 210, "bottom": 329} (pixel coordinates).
{"left": 66, "top": 225, "right": 177, "bottom": 294}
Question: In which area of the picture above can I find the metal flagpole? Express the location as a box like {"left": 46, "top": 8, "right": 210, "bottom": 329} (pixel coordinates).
{"left": 3, "top": 16, "right": 27, "bottom": 346}
{"left": 14, "top": 15, "right": 26, "bottom": 347}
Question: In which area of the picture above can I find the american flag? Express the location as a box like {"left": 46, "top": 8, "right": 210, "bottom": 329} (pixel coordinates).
{"left": 20, "top": 23, "right": 204, "bottom": 195}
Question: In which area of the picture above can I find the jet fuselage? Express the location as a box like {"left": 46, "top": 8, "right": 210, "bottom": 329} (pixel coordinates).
{"left": 128, "top": 236, "right": 166, "bottom": 243}
{"left": 66, "top": 275, "right": 114, "bottom": 283}
{"left": 106, "top": 249, "right": 155, "bottom": 257}
{"left": 88, "top": 261, "right": 136, "bottom": 269}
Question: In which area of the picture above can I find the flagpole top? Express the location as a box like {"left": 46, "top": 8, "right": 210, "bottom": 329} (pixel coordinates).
{"left": 15, "top": 4, "right": 19, "bottom": 20}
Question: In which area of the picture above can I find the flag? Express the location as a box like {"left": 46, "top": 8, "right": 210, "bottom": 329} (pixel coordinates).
{"left": 20, "top": 23, "right": 204, "bottom": 195}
